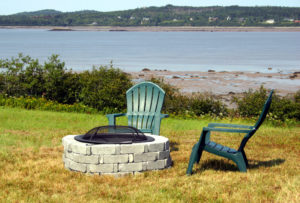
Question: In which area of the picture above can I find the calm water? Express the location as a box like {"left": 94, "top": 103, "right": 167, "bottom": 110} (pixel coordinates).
{"left": 0, "top": 29, "right": 299, "bottom": 73}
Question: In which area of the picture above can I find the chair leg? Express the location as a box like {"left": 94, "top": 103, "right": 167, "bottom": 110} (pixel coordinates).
{"left": 241, "top": 149, "right": 249, "bottom": 167}
{"left": 232, "top": 153, "right": 247, "bottom": 172}
{"left": 196, "top": 146, "right": 204, "bottom": 164}
{"left": 186, "top": 142, "right": 203, "bottom": 175}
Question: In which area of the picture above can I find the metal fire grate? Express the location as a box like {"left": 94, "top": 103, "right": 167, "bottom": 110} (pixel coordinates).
{"left": 75, "top": 125, "right": 154, "bottom": 144}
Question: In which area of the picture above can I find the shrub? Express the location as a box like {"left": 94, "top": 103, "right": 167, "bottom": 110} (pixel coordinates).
{"left": 233, "top": 86, "right": 300, "bottom": 121}
{"left": 233, "top": 86, "right": 268, "bottom": 117}
{"left": 0, "top": 54, "right": 82, "bottom": 104}
{"left": 0, "top": 95, "right": 97, "bottom": 114}
{"left": 0, "top": 54, "right": 132, "bottom": 111}
{"left": 150, "top": 78, "right": 228, "bottom": 117}
{"left": 0, "top": 54, "right": 44, "bottom": 97}
{"left": 79, "top": 66, "right": 132, "bottom": 112}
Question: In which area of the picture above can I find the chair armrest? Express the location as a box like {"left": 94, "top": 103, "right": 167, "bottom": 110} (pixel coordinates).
{"left": 208, "top": 123, "right": 254, "bottom": 129}
{"left": 203, "top": 127, "right": 252, "bottom": 134}
{"left": 106, "top": 113, "right": 126, "bottom": 125}
{"left": 160, "top": 114, "right": 169, "bottom": 118}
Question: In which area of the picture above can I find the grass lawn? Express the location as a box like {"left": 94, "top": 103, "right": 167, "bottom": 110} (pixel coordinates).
{"left": 0, "top": 107, "right": 299, "bottom": 202}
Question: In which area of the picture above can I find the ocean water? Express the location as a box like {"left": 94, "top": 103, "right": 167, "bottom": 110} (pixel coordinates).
{"left": 0, "top": 28, "right": 299, "bottom": 73}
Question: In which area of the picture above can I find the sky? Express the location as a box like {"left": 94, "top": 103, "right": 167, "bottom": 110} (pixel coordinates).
{"left": 1, "top": 0, "right": 300, "bottom": 15}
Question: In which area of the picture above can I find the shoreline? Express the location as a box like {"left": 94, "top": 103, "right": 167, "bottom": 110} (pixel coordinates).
{"left": 129, "top": 69, "right": 300, "bottom": 95}
{"left": 129, "top": 70, "right": 300, "bottom": 108}
{"left": 1, "top": 26, "right": 300, "bottom": 32}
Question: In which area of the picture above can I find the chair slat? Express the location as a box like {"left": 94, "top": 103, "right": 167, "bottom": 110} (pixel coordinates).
{"left": 156, "top": 90, "right": 165, "bottom": 113}
{"left": 133, "top": 87, "right": 139, "bottom": 114}
{"left": 143, "top": 86, "right": 153, "bottom": 128}
{"left": 132, "top": 115, "right": 138, "bottom": 128}
{"left": 142, "top": 115, "right": 149, "bottom": 129}
{"left": 150, "top": 88, "right": 159, "bottom": 113}
{"left": 139, "top": 85, "right": 146, "bottom": 112}
{"left": 146, "top": 115, "right": 154, "bottom": 129}
{"left": 128, "top": 115, "right": 132, "bottom": 126}
{"left": 145, "top": 86, "right": 153, "bottom": 112}
{"left": 127, "top": 91, "right": 133, "bottom": 114}
{"left": 137, "top": 85, "right": 146, "bottom": 129}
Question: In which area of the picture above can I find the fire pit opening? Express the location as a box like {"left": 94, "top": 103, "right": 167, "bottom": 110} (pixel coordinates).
{"left": 75, "top": 125, "right": 154, "bottom": 144}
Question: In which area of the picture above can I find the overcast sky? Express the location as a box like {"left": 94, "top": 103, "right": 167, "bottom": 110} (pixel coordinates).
{"left": 1, "top": 0, "right": 300, "bottom": 15}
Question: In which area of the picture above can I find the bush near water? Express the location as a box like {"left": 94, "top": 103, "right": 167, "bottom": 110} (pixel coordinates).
{"left": 0, "top": 54, "right": 299, "bottom": 123}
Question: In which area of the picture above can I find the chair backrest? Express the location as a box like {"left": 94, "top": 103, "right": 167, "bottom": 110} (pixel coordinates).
{"left": 238, "top": 89, "right": 273, "bottom": 151}
{"left": 126, "top": 82, "right": 165, "bottom": 131}
{"left": 254, "top": 89, "right": 274, "bottom": 130}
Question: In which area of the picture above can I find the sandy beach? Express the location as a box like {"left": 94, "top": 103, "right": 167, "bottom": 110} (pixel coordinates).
{"left": 1, "top": 26, "right": 300, "bottom": 32}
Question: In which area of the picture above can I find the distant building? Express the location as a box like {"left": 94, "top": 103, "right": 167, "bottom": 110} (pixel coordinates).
{"left": 265, "top": 19, "right": 275, "bottom": 24}
{"left": 90, "top": 22, "right": 97, "bottom": 25}
{"left": 283, "top": 18, "right": 294, "bottom": 22}
{"left": 294, "top": 20, "right": 300, "bottom": 23}
{"left": 189, "top": 17, "right": 193, "bottom": 21}
{"left": 226, "top": 16, "right": 231, "bottom": 21}
{"left": 117, "top": 16, "right": 122, "bottom": 19}
{"left": 208, "top": 17, "right": 218, "bottom": 22}
{"left": 173, "top": 18, "right": 178, "bottom": 22}
{"left": 141, "top": 17, "right": 150, "bottom": 25}
{"left": 238, "top": 17, "right": 245, "bottom": 23}
{"left": 130, "top": 16, "right": 135, "bottom": 20}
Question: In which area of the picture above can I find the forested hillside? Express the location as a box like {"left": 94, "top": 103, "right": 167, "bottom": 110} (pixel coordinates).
{"left": 0, "top": 5, "right": 300, "bottom": 26}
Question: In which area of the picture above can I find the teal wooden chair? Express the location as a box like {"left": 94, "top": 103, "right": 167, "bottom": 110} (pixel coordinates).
{"left": 106, "top": 82, "right": 169, "bottom": 135}
{"left": 187, "top": 90, "right": 274, "bottom": 174}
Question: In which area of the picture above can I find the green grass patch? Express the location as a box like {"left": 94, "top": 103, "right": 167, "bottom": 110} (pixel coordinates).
{"left": 0, "top": 107, "right": 299, "bottom": 202}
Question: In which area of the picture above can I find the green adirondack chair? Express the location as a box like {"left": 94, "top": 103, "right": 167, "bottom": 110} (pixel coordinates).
{"left": 186, "top": 90, "right": 274, "bottom": 174}
{"left": 106, "top": 82, "right": 169, "bottom": 135}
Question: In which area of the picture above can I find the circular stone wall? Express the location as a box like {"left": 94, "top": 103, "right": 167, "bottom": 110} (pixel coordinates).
{"left": 62, "top": 134, "right": 172, "bottom": 176}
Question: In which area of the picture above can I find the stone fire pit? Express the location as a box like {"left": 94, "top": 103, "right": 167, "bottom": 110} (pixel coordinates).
{"left": 62, "top": 134, "right": 172, "bottom": 176}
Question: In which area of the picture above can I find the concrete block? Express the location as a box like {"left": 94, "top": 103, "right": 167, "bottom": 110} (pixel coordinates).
{"left": 134, "top": 152, "right": 158, "bottom": 162}
{"left": 142, "top": 162, "right": 147, "bottom": 171}
{"left": 62, "top": 135, "right": 75, "bottom": 152}
{"left": 128, "top": 154, "right": 134, "bottom": 163}
{"left": 158, "top": 150, "right": 169, "bottom": 160}
{"left": 62, "top": 135, "right": 73, "bottom": 146}
{"left": 119, "top": 163, "right": 143, "bottom": 172}
{"left": 66, "top": 153, "right": 99, "bottom": 164}
{"left": 69, "top": 159, "right": 87, "bottom": 172}
{"left": 71, "top": 142, "right": 91, "bottom": 155}
{"left": 88, "top": 164, "right": 114, "bottom": 173}
{"left": 120, "top": 144, "right": 145, "bottom": 154}
{"left": 144, "top": 144, "right": 149, "bottom": 152}
{"left": 91, "top": 145, "right": 116, "bottom": 155}
{"left": 115, "top": 145, "right": 121, "bottom": 155}
{"left": 147, "top": 160, "right": 165, "bottom": 170}
{"left": 113, "top": 164, "right": 119, "bottom": 173}
{"left": 103, "top": 154, "right": 129, "bottom": 164}
{"left": 99, "top": 155, "right": 104, "bottom": 164}
{"left": 148, "top": 142, "right": 165, "bottom": 152}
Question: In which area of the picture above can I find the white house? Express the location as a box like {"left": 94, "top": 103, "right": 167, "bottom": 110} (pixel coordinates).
{"left": 265, "top": 19, "right": 275, "bottom": 24}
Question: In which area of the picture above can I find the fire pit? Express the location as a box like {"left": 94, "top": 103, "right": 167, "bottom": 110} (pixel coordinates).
{"left": 62, "top": 126, "right": 172, "bottom": 176}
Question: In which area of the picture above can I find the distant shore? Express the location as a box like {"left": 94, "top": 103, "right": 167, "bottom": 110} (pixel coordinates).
{"left": 1, "top": 26, "right": 300, "bottom": 32}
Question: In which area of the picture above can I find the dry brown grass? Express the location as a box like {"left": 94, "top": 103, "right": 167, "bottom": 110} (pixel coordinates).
{"left": 0, "top": 108, "right": 299, "bottom": 202}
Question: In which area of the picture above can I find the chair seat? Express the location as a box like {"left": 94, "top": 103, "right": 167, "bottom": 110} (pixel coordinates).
{"left": 206, "top": 141, "right": 237, "bottom": 153}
